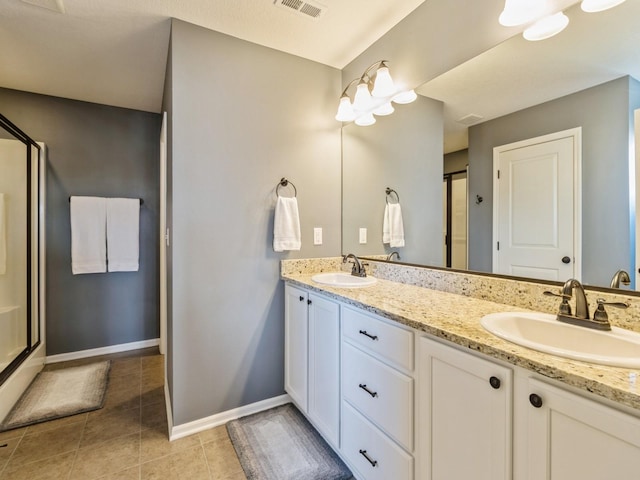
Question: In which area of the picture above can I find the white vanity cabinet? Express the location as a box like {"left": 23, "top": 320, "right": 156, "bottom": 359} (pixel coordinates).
{"left": 284, "top": 284, "right": 341, "bottom": 447}
{"left": 516, "top": 377, "right": 640, "bottom": 479}
{"left": 418, "top": 336, "right": 512, "bottom": 480}
{"left": 341, "top": 306, "right": 415, "bottom": 480}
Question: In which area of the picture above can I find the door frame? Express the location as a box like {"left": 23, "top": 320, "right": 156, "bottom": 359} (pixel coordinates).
{"left": 159, "top": 112, "right": 167, "bottom": 356}
{"left": 492, "top": 127, "right": 582, "bottom": 280}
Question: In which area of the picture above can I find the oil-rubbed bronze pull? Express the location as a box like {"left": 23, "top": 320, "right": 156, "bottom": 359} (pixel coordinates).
{"left": 359, "top": 384, "right": 378, "bottom": 398}
{"left": 299, "top": 296, "right": 304, "bottom": 302}
{"left": 359, "top": 449, "right": 378, "bottom": 467}
{"left": 359, "top": 330, "right": 378, "bottom": 341}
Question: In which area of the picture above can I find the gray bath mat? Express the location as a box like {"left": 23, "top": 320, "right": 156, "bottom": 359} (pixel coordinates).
{"left": 227, "top": 403, "right": 352, "bottom": 480}
{"left": 0, "top": 361, "right": 110, "bottom": 431}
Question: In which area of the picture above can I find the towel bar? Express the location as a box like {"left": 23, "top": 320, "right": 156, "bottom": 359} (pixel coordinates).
{"left": 276, "top": 178, "right": 297, "bottom": 198}
{"left": 68, "top": 196, "right": 143, "bottom": 205}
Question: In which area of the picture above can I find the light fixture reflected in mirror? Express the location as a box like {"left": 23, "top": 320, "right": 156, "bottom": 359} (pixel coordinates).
{"left": 335, "top": 60, "right": 417, "bottom": 126}
{"left": 498, "top": 0, "right": 548, "bottom": 26}
{"left": 581, "top": 0, "right": 626, "bottom": 12}
{"left": 523, "top": 11, "right": 569, "bottom": 41}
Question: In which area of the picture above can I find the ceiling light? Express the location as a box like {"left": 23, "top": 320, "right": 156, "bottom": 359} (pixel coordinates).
{"left": 523, "top": 11, "right": 569, "bottom": 41}
{"left": 581, "top": 0, "right": 626, "bottom": 12}
{"left": 498, "top": 0, "right": 548, "bottom": 26}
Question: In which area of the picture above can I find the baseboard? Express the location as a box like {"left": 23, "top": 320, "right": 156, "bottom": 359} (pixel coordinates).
{"left": 169, "top": 393, "right": 292, "bottom": 441}
{"left": 45, "top": 338, "right": 160, "bottom": 364}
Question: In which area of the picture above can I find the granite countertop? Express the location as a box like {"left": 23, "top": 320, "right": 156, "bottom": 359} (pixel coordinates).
{"left": 282, "top": 272, "right": 640, "bottom": 413}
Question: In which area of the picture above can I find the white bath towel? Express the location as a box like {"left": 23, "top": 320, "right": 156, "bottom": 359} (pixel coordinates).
{"left": 71, "top": 196, "right": 107, "bottom": 274}
{"left": 106, "top": 198, "right": 140, "bottom": 272}
{"left": 383, "top": 203, "right": 405, "bottom": 248}
{"left": 0, "top": 193, "right": 6, "bottom": 275}
{"left": 273, "top": 196, "right": 301, "bottom": 252}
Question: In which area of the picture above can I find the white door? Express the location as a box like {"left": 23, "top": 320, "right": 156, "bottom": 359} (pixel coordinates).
{"left": 159, "top": 112, "right": 167, "bottom": 356}
{"left": 493, "top": 128, "right": 581, "bottom": 281}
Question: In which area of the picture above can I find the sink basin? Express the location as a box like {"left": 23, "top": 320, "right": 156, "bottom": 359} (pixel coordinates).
{"left": 311, "top": 272, "right": 377, "bottom": 288}
{"left": 481, "top": 312, "right": 640, "bottom": 368}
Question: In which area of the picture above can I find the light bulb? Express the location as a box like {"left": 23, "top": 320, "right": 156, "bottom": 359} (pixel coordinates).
{"left": 581, "top": 0, "right": 625, "bottom": 12}
{"left": 392, "top": 89, "right": 417, "bottom": 104}
{"left": 373, "top": 102, "right": 394, "bottom": 116}
{"left": 335, "top": 96, "right": 356, "bottom": 122}
{"left": 499, "top": 0, "right": 548, "bottom": 26}
{"left": 355, "top": 113, "right": 376, "bottom": 127}
{"left": 353, "top": 81, "right": 373, "bottom": 112}
{"left": 523, "top": 12, "right": 569, "bottom": 41}
{"left": 371, "top": 65, "right": 396, "bottom": 98}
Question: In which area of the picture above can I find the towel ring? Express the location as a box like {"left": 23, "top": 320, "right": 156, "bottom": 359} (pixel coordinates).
{"left": 385, "top": 187, "right": 400, "bottom": 204}
{"left": 276, "top": 178, "right": 297, "bottom": 198}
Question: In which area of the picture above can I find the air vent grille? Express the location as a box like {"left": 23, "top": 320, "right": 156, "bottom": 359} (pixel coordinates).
{"left": 274, "top": 0, "right": 326, "bottom": 19}
{"left": 456, "top": 113, "right": 484, "bottom": 126}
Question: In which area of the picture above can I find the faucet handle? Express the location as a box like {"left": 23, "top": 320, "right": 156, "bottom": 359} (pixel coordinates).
{"left": 593, "top": 298, "right": 629, "bottom": 325}
{"left": 543, "top": 290, "right": 571, "bottom": 300}
{"left": 543, "top": 290, "right": 572, "bottom": 315}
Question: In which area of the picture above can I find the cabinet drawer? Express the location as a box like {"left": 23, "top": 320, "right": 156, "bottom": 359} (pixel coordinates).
{"left": 342, "top": 306, "right": 414, "bottom": 372}
{"left": 343, "top": 342, "right": 413, "bottom": 451}
{"left": 342, "top": 402, "right": 413, "bottom": 480}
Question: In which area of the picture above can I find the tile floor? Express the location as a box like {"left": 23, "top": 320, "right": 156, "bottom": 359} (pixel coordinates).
{"left": 0, "top": 348, "right": 247, "bottom": 480}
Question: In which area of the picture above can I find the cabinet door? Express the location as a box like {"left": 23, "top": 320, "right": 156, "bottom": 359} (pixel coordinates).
{"left": 418, "top": 337, "right": 512, "bottom": 480}
{"left": 284, "top": 284, "right": 308, "bottom": 411}
{"left": 525, "top": 378, "right": 640, "bottom": 480}
{"left": 308, "top": 293, "right": 340, "bottom": 447}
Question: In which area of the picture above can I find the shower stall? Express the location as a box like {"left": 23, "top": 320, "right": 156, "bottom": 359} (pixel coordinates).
{"left": 0, "top": 113, "right": 46, "bottom": 421}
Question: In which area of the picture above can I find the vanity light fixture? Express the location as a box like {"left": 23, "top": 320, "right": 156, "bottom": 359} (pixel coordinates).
{"left": 335, "top": 60, "right": 417, "bottom": 126}
{"left": 523, "top": 11, "right": 569, "bottom": 41}
{"left": 581, "top": 0, "right": 626, "bottom": 12}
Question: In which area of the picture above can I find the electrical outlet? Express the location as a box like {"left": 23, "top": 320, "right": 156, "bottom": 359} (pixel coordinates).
{"left": 314, "top": 227, "right": 322, "bottom": 245}
{"left": 359, "top": 228, "right": 367, "bottom": 244}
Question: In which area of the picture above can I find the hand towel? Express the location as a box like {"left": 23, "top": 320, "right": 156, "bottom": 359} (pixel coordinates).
{"left": 0, "top": 194, "right": 6, "bottom": 275}
{"left": 383, "top": 203, "right": 405, "bottom": 248}
{"left": 106, "top": 198, "right": 140, "bottom": 272}
{"left": 71, "top": 196, "right": 107, "bottom": 274}
{"left": 273, "top": 196, "right": 301, "bottom": 252}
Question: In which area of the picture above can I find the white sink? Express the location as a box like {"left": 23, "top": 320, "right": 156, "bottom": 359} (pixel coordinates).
{"left": 481, "top": 312, "right": 640, "bottom": 368}
{"left": 311, "top": 272, "right": 377, "bottom": 288}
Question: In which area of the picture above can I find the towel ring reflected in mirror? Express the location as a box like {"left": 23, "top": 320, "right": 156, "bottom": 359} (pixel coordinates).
{"left": 276, "top": 178, "right": 297, "bottom": 198}
{"left": 385, "top": 187, "right": 400, "bottom": 204}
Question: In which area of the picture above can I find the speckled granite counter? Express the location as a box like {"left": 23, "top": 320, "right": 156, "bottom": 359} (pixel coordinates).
{"left": 282, "top": 271, "right": 640, "bottom": 413}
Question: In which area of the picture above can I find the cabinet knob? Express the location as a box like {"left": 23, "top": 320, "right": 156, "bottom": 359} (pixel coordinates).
{"left": 299, "top": 296, "right": 304, "bottom": 302}
{"left": 359, "top": 449, "right": 378, "bottom": 467}
{"left": 489, "top": 376, "right": 501, "bottom": 389}
{"left": 529, "top": 393, "right": 543, "bottom": 408}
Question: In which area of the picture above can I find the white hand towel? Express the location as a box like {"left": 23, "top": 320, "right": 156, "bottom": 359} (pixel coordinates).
{"left": 383, "top": 204, "right": 391, "bottom": 244}
{"left": 273, "top": 196, "right": 301, "bottom": 252}
{"left": 388, "top": 203, "right": 405, "bottom": 248}
{"left": 71, "top": 196, "right": 107, "bottom": 274}
{"left": 0, "top": 193, "right": 6, "bottom": 275}
{"left": 106, "top": 198, "right": 140, "bottom": 272}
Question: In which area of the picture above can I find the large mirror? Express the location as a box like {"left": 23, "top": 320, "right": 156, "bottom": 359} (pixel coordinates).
{"left": 342, "top": 0, "right": 640, "bottom": 291}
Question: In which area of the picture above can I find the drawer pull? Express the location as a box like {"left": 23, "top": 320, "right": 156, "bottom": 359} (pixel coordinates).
{"left": 299, "top": 295, "right": 304, "bottom": 302}
{"left": 359, "top": 449, "right": 378, "bottom": 467}
{"left": 529, "top": 393, "right": 543, "bottom": 408}
{"left": 359, "top": 330, "right": 378, "bottom": 341}
{"left": 358, "top": 383, "right": 378, "bottom": 398}
{"left": 307, "top": 299, "right": 312, "bottom": 305}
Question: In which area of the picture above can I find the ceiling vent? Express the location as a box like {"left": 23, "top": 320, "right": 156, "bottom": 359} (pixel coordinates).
{"left": 273, "top": 0, "right": 327, "bottom": 19}
{"left": 456, "top": 113, "right": 484, "bottom": 126}
{"left": 20, "top": 0, "right": 65, "bottom": 13}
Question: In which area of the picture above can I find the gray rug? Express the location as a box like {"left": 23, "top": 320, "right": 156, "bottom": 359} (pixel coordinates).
{"left": 227, "top": 403, "right": 352, "bottom": 480}
{"left": 0, "top": 360, "right": 110, "bottom": 432}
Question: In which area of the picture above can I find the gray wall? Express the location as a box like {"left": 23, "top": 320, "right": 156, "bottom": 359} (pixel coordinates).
{"left": 0, "top": 87, "right": 161, "bottom": 355}
{"left": 342, "top": 95, "right": 444, "bottom": 264}
{"left": 468, "top": 77, "right": 640, "bottom": 286}
{"left": 166, "top": 19, "right": 341, "bottom": 425}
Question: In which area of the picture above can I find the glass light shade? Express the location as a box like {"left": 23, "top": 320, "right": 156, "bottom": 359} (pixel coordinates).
{"left": 353, "top": 82, "right": 373, "bottom": 112}
{"left": 335, "top": 96, "right": 356, "bottom": 122}
{"left": 373, "top": 102, "right": 394, "bottom": 116}
{"left": 355, "top": 113, "right": 376, "bottom": 126}
{"left": 371, "top": 66, "right": 396, "bottom": 98}
{"left": 499, "top": 0, "right": 548, "bottom": 26}
{"left": 581, "top": 0, "right": 625, "bottom": 12}
{"left": 523, "top": 12, "right": 569, "bottom": 41}
{"left": 392, "top": 89, "right": 417, "bottom": 104}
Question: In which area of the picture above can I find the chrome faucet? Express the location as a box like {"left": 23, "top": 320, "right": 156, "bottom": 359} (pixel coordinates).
{"left": 610, "top": 269, "right": 631, "bottom": 289}
{"left": 386, "top": 251, "right": 401, "bottom": 261}
{"left": 343, "top": 254, "right": 367, "bottom": 277}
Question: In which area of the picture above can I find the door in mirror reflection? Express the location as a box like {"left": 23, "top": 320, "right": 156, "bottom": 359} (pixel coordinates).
{"left": 443, "top": 170, "right": 468, "bottom": 269}
{"left": 493, "top": 129, "right": 580, "bottom": 281}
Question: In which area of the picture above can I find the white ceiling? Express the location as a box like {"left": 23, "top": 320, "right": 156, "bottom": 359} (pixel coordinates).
{"left": 417, "top": 0, "right": 640, "bottom": 153}
{"left": 0, "top": 0, "right": 426, "bottom": 113}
